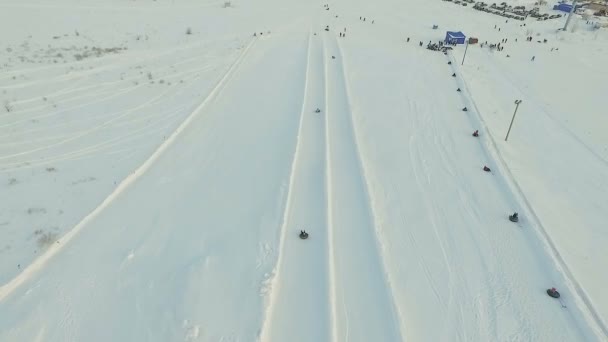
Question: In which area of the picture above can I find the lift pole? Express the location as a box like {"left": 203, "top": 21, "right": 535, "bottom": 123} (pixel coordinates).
{"left": 505, "top": 100, "right": 522, "bottom": 142}
{"left": 563, "top": 0, "right": 578, "bottom": 31}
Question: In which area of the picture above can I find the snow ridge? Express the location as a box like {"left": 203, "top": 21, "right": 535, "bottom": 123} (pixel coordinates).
{"left": 323, "top": 32, "right": 340, "bottom": 342}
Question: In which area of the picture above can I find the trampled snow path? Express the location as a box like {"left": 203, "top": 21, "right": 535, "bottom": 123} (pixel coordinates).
{"left": 260, "top": 32, "right": 332, "bottom": 342}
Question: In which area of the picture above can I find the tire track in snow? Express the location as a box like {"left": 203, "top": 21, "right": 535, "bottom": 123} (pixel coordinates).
{"left": 324, "top": 35, "right": 402, "bottom": 342}
{"left": 0, "top": 34, "right": 231, "bottom": 85}
{"left": 0, "top": 67, "right": 209, "bottom": 169}
{"left": 0, "top": 60, "right": 216, "bottom": 161}
{"left": 260, "top": 31, "right": 334, "bottom": 342}
{"left": 0, "top": 104, "right": 188, "bottom": 171}
{"left": 0, "top": 37, "right": 257, "bottom": 302}
{"left": 0, "top": 61, "right": 213, "bottom": 127}
{"left": 6, "top": 51, "right": 219, "bottom": 112}
{"left": 0, "top": 85, "right": 177, "bottom": 161}
{"left": 0, "top": 84, "right": 137, "bottom": 127}
{"left": 407, "top": 101, "right": 466, "bottom": 335}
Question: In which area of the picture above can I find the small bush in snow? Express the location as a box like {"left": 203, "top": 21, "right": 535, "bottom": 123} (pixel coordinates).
{"left": 37, "top": 232, "right": 58, "bottom": 249}
{"left": 3, "top": 101, "right": 12, "bottom": 112}
{"left": 27, "top": 208, "right": 47, "bottom": 214}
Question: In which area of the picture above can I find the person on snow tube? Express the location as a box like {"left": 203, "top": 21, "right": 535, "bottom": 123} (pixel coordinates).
{"left": 547, "top": 287, "right": 560, "bottom": 298}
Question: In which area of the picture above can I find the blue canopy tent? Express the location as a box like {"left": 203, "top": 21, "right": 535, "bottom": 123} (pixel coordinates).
{"left": 445, "top": 31, "right": 466, "bottom": 45}
{"left": 553, "top": 3, "right": 573, "bottom": 12}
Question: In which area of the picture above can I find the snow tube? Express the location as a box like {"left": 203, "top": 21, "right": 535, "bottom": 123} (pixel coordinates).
{"left": 509, "top": 214, "right": 519, "bottom": 223}
{"left": 299, "top": 231, "right": 309, "bottom": 240}
{"left": 547, "top": 288, "right": 560, "bottom": 298}
{"left": 483, "top": 166, "right": 491, "bottom": 172}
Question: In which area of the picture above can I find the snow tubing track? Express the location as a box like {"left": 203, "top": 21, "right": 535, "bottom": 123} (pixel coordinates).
{"left": 446, "top": 51, "right": 608, "bottom": 338}
{"left": 261, "top": 31, "right": 403, "bottom": 342}
{"left": 323, "top": 34, "right": 402, "bottom": 342}
{"left": 260, "top": 31, "right": 333, "bottom": 342}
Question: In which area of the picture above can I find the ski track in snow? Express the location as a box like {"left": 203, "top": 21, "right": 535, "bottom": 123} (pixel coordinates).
{"left": 0, "top": 86, "right": 180, "bottom": 161}
{"left": 2, "top": 51, "right": 220, "bottom": 115}
{"left": 0, "top": 104, "right": 188, "bottom": 171}
{"left": 0, "top": 44, "right": 222, "bottom": 117}
{"left": 0, "top": 37, "right": 257, "bottom": 303}
{"left": 0, "top": 33, "right": 228, "bottom": 86}
{"left": 0, "top": 38, "right": 236, "bottom": 175}
{"left": 0, "top": 62, "right": 215, "bottom": 128}
{"left": 0, "top": 2, "right": 223, "bottom": 11}
{"left": 0, "top": 72, "right": 201, "bottom": 171}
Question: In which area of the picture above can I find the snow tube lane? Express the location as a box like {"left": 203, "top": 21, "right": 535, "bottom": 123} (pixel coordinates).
{"left": 260, "top": 33, "right": 332, "bottom": 342}
{"left": 322, "top": 35, "right": 402, "bottom": 342}
{"left": 446, "top": 51, "right": 607, "bottom": 340}
{"left": 334, "top": 36, "right": 593, "bottom": 341}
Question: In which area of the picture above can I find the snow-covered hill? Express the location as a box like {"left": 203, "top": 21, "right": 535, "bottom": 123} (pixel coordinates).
{"left": 1, "top": 0, "right": 606, "bottom": 341}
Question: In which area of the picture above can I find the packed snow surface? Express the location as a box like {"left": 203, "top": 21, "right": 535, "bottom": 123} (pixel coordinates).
{"left": 1, "top": 0, "right": 607, "bottom": 341}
